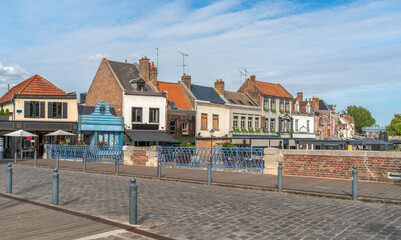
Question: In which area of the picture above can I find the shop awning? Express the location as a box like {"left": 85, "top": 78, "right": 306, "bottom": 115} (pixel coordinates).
{"left": 125, "top": 130, "right": 178, "bottom": 142}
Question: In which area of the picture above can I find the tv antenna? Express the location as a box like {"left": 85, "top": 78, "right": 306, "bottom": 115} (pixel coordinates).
{"left": 178, "top": 51, "right": 188, "bottom": 75}
{"left": 237, "top": 67, "right": 256, "bottom": 86}
{"left": 154, "top": 47, "right": 159, "bottom": 69}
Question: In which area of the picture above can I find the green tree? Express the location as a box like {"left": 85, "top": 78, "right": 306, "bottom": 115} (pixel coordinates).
{"left": 0, "top": 109, "right": 4, "bottom": 115}
{"left": 386, "top": 114, "right": 401, "bottom": 136}
{"left": 343, "top": 105, "right": 375, "bottom": 133}
{"left": 5, "top": 109, "right": 9, "bottom": 115}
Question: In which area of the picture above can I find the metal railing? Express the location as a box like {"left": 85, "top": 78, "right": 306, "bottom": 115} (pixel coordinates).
{"left": 46, "top": 144, "right": 123, "bottom": 164}
{"left": 158, "top": 147, "right": 264, "bottom": 174}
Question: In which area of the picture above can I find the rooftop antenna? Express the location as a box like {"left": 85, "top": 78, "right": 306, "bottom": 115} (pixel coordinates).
{"left": 154, "top": 47, "right": 159, "bottom": 69}
{"left": 238, "top": 67, "right": 257, "bottom": 86}
{"left": 178, "top": 51, "right": 188, "bottom": 75}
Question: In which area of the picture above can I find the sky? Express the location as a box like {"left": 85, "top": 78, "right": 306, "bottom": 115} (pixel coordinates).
{"left": 0, "top": 0, "right": 400, "bottom": 126}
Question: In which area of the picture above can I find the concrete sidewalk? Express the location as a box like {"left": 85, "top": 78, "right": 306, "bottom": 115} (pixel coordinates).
{"left": 15, "top": 158, "right": 401, "bottom": 204}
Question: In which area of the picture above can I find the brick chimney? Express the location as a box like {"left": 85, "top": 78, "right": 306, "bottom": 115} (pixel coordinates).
{"left": 149, "top": 61, "right": 158, "bottom": 87}
{"left": 181, "top": 73, "right": 191, "bottom": 91}
{"left": 312, "top": 96, "right": 319, "bottom": 110}
{"left": 250, "top": 75, "right": 256, "bottom": 82}
{"left": 215, "top": 79, "right": 224, "bottom": 95}
{"left": 139, "top": 57, "right": 150, "bottom": 82}
{"left": 297, "top": 92, "right": 303, "bottom": 102}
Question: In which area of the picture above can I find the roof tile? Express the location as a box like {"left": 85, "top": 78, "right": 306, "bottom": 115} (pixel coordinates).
{"left": 158, "top": 82, "right": 192, "bottom": 111}
{"left": 0, "top": 74, "right": 67, "bottom": 103}
{"left": 254, "top": 81, "right": 292, "bottom": 98}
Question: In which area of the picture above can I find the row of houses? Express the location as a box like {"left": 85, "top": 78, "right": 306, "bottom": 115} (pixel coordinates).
{"left": 0, "top": 56, "right": 355, "bottom": 157}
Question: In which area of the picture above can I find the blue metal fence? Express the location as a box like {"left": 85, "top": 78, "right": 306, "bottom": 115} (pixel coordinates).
{"left": 46, "top": 144, "right": 123, "bottom": 164}
{"left": 158, "top": 147, "right": 264, "bottom": 174}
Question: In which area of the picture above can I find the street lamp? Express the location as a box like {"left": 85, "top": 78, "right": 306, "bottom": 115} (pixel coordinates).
{"left": 208, "top": 129, "right": 215, "bottom": 185}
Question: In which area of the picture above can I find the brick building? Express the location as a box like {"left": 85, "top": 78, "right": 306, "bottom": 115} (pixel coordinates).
{"left": 86, "top": 58, "right": 176, "bottom": 146}
{"left": 158, "top": 77, "right": 196, "bottom": 144}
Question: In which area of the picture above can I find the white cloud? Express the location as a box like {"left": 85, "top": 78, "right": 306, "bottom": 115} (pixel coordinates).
{"left": 0, "top": 62, "right": 30, "bottom": 82}
{"left": 88, "top": 53, "right": 110, "bottom": 61}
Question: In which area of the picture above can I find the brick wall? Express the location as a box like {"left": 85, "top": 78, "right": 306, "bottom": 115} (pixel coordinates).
{"left": 237, "top": 78, "right": 261, "bottom": 105}
{"left": 264, "top": 149, "right": 401, "bottom": 183}
{"left": 195, "top": 138, "right": 230, "bottom": 147}
{"left": 123, "top": 146, "right": 157, "bottom": 166}
{"left": 167, "top": 112, "right": 196, "bottom": 137}
{"left": 86, "top": 58, "right": 123, "bottom": 116}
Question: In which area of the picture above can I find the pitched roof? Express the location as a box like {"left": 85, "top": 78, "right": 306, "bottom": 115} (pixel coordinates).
{"left": 158, "top": 82, "right": 192, "bottom": 111}
{"left": 254, "top": 81, "right": 292, "bottom": 98}
{"left": 319, "top": 100, "right": 330, "bottom": 111}
{"left": 344, "top": 116, "right": 354, "bottom": 124}
{"left": 0, "top": 74, "right": 66, "bottom": 103}
{"left": 107, "top": 60, "right": 145, "bottom": 91}
{"left": 191, "top": 84, "right": 226, "bottom": 104}
{"left": 224, "top": 91, "right": 258, "bottom": 106}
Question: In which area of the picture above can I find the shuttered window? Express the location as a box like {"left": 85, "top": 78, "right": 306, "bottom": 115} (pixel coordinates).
{"left": 25, "top": 101, "right": 43, "bottom": 118}
{"left": 201, "top": 113, "right": 207, "bottom": 130}
{"left": 48, "top": 102, "right": 67, "bottom": 118}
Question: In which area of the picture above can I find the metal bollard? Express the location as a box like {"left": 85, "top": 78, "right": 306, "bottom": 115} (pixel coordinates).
{"left": 14, "top": 152, "right": 17, "bottom": 164}
{"left": 157, "top": 158, "right": 161, "bottom": 180}
{"left": 278, "top": 162, "right": 283, "bottom": 192}
{"left": 34, "top": 149, "right": 37, "bottom": 166}
{"left": 207, "top": 159, "right": 212, "bottom": 185}
{"left": 56, "top": 152, "right": 60, "bottom": 169}
{"left": 129, "top": 178, "right": 137, "bottom": 225}
{"left": 52, "top": 168, "right": 59, "bottom": 205}
{"left": 82, "top": 153, "right": 86, "bottom": 171}
{"left": 20, "top": 148, "right": 23, "bottom": 160}
{"left": 352, "top": 165, "right": 358, "bottom": 200}
{"left": 115, "top": 158, "right": 119, "bottom": 175}
{"left": 6, "top": 163, "right": 12, "bottom": 194}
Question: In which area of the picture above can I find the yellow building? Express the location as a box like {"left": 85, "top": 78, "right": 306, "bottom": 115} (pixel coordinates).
{"left": 0, "top": 74, "right": 78, "bottom": 157}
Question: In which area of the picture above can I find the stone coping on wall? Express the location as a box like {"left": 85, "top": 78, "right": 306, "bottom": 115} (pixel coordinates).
{"left": 264, "top": 148, "right": 401, "bottom": 158}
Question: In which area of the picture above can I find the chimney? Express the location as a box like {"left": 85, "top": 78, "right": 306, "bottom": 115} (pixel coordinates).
{"left": 250, "top": 75, "right": 256, "bottom": 82}
{"left": 181, "top": 73, "right": 192, "bottom": 91}
{"left": 297, "top": 92, "right": 303, "bottom": 102}
{"left": 139, "top": 56, "right": 150, "bottom": 82}
{"left": 215, "top": 79, "right": 224, "bottom": 95}
{"left": 312, "top": 96, "right": 319, "bottom": 110}
{"left": 149, "top": 61, "right": 158, "bottom": 87}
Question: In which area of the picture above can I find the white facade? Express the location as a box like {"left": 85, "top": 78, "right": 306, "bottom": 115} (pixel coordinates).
{"left": 228, "top": 104, "right": 261, "bottom": 135}
{"left": 261, "top": 96, "right": 292, "bottom": 132}
{"left": 292, "top": 113, "right": 316, "bottom": 138}
{"left": 195, "top": 100, "right": 230, "bottom": 138}
{"left": 122, "top": 93, "right": 167, "bottom": 131}
{"left": 338, "top": 117, "right": 355, "bottom": 139}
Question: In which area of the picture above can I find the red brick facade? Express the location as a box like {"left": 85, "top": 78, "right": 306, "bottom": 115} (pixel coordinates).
{"left": 130, "top": 150, "right": 148, "bottom": 166}
{"left": 282, "top": 152, "right": 401, "bottom": 183}
{"left": 86, "top": 58, "right": 123, "bottom": 116}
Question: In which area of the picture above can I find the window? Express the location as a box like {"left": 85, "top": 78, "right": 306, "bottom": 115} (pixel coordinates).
{"left": 149, "top": 108, "right": 159, "bottom": 123}
{"left": 264, "top": 118, "right": 269, "bottom": 130}
{"left": 295, "top": 119, "right": 299, "bottom": 132}
{"left": 29, "top": 101, "right": 40, "bottom": 118}
{"left": 248, "top": 117, "right": 253, "bottom": 129}
{"left": 233, "top": 116, "right": 238, "bottom": 128}
{"left": 132, "top": 107, "right": 142, "bottom": 122}
{"left": 182, "top": 122, "right": 189, "bottom": 135}
{"left": 279, "top": 101, "right": 284, "bottom": 111}
{"left": 263, "top": 98, "right": 269, "bottom": 108}
{"left": 255, "top": 117, "right": 259, "bottom": 129}
{"left": 270, "top": 100, "right": 276, "bottom": 110}
{"left": 285, "top": 101, "right": 290, "bottom": 112}
{"left": 213, "top": 115, "right": 219, "bottom": 130}
{"left": 270, "top": 119, "right": 275, "bottom": 130}
{"left": 286, "top": 120, "right": 290, "bottom": 131}
{"left": 295, "top": 102, "right": 299, "bottom": 112}
{"left": 170, "top": 121, "right": 176, "bottom": 134}
{"left": 241, "top": 117, "right": 246, "bottom": 129}
{"left": 49, "top": 102, "right": 62, "bottom": 118}
{"left": 307, "top": 120, "right": 310, "bottom": 131}
{"left": 201, "top": 113, "right": 208, "bottom": 130}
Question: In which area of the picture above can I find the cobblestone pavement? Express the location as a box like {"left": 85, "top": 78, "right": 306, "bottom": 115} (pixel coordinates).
{"left": 1, "top": 165, "right": 401, "bottom": 239}
{"left": 18, "top": 158, "right": 401, "bottom": 202}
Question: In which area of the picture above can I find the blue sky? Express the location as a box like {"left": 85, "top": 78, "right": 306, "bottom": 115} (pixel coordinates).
{"left": 0, "top": 0, "right": 400, "bottom": 125}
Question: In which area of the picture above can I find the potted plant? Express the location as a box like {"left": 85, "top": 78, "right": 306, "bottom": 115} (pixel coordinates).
{"left": 75, "top": 140, "right": 86, "bottom": 146}
{"left": 248, "top": 127, "right": 254, "bottom": 133}
{"left": 280, "top": 109, "right": 284, "bottom": 114}
{"left": 271, "top": 108, "right": 276, "bottom": 113}
{"left": 255, "top": 128, "right": 261, "bottom": 133}
{"left": 285, "top": 110, "right": 290, "bottom": 114}
{"left": 263, "top": 128, "right": 269, "bottom": 133}
{"left": 264, "top": 107, "right": 270, "bottom": 112}
{"left": 58, "top": 139, "right": 67, "bottom": 145}
{"left": 241, "top": 128, "right": 248, "bottom": 133}
{"left": 270, "top": 129, "right": 276, "bottom": 134}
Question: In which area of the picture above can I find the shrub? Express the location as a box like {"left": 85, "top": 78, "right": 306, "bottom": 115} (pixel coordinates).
{"left": 180, "top": 140, "right": 193, "bottom": 147}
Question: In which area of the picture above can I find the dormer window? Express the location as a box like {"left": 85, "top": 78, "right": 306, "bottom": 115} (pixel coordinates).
{"left": 138, "top": 84, "right": 144, "bottom": 91}
{"left": 295, "top": 101, "right": 300, "bottom": 112}
{"left": 129, "top": 77, "right": 146, "bottom": 91}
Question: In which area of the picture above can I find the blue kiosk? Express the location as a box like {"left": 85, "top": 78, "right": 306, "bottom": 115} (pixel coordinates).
{"left": 78, "top": 102, "right": 124, "bottom": 146}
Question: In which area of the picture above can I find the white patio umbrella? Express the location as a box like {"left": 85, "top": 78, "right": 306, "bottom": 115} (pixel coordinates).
{"left": 4, "top": 129, "right": 38, "bottom": 137}
{"left": 3, "top": 130, "right": 38, "bottom": 157}
{"left": 44, "top": 129, "right": 75, "bottom": 145}
{"left": 44, "top": 130, "right": 75, "bottom": 136}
